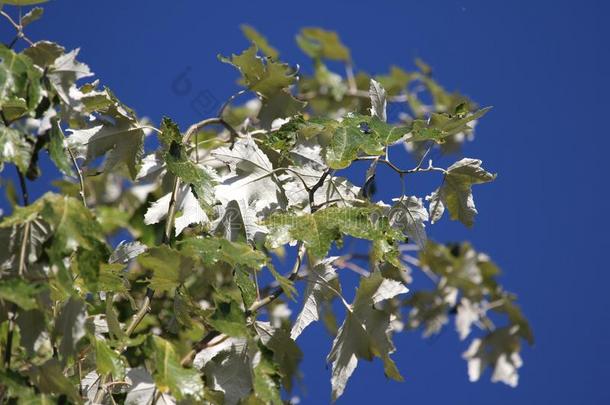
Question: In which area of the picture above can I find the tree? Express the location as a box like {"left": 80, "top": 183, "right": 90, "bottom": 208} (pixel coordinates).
{"left": 0, "top": 2, "right": 532, "bottom": 403}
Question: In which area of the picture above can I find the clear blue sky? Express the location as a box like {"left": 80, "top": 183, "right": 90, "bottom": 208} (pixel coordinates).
{"left": 2, "top": 0, "right": 609, "bottom": 403}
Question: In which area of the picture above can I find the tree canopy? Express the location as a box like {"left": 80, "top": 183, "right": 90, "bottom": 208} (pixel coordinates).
{"left": 0, "top": 2, "right": 532, "bottom": 403}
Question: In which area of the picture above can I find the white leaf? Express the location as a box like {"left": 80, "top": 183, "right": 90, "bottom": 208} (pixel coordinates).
{"left": 455, "top": 298, "right": 481, "bottom": 340}
{"left": 369, "top": 79, "right": 387, "bottom": 122}
{"left": 291, "top": 257, "right": 339, "bottom": 339}
{"left": 213, "top": 199, "right": 267, "bottom": 243}
{"left": 193, "top": 337, "right": 248, "bottom": 370}
{"left": 109, "top": 241, "right": 148, "bottom": 265}
{"left": 327, "top": 273, "right": 408, "bottom": 401}
{"left": 204, "top": 347, "right": 252, "bottom": 405}
{"left": 389, "top": 196, "right": 429, "bottom": 248}
{"left": 125, "top": 367, "right": 176, "bottom": 405}
{"left": 144, "top": 185, "right": 209, "bottom": 236}
{"left": 282, "top": 166, "right": 360, "bottom": 209}
{"left": 213, "top": 137, "right": 286, "bottom": 217}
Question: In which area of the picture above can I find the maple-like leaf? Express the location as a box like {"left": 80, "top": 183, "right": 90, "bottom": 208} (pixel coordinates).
{"left": 427, "top": 158, "right": 496, "bottom": 227}
{"left": 327, "top": 273, "right": 408, "bottom": 401}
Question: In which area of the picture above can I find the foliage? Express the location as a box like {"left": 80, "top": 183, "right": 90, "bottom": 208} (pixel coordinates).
{"left": 0, "top": 4, "right": 531, "bottom": 404}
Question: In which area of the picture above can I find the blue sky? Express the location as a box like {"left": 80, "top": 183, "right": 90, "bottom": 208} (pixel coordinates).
{"left": 2, "top": 0, "right": 609, "bottom": 403}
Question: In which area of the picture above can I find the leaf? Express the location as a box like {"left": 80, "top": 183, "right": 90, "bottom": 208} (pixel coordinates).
{"left": 241, "top": 25, "right": 279, "bottom": 59}
{"left": 138, "top": 245, "right": 194, "bottom": 292}
{"left": 47, "top": 118, "right": 74, "bottom": 176}
{"left": 21, "top": 7, "right": 44, "bottom": 27}
{"left": 95, "top": 338, "right": 126, "bottom": 380}
{"left": 160, "top": 118, "right": 216, "bottom": 211}
{"left": 15, "top": 309, "right": 46, "bottom": 355}
{"left": 406, "top": 107, "right": 491, "bottom": 143}
{"left": 291, "top": 256, "right": 340, "bottom": 339}
{"left": 109, "top": 240, "right": 148, "bottom": 264}
{"left": 66, "top": 89, "right": 144, "bottom": 179}
{"left": 266, "top": 206, "right": 404, "bottom": 259}
{"left": 427, "top": 158, "right": 496, "bottom": 227}
{"left": 213, "top": 136, "right": 286, "bottom": 217}
{"left": 327, "top": 273, "right": 408, "bottom": 401}
{"left": 67, "top": 122, "right": 144, "bottom": 179}
{"left": 369, "top": 79, "right": 387, "bottom": 122}
{"left": 456, "top": 298, "right": 482, "bottom": 340}
{"left": 251, "top": 352, "right": 283, "bottom": 405}
{"left": 125, "top": 367, "right": 176, "bottom": 405}
{"left": 27, "top": 359, "right": 82, "bottom": 404}
{"left": 208, "top": 298, "right": 249, "bottom": 337}
{"left": 282, "top": 165, "right": 361, "bottom": 209}
{"left": 0, "top": 45, "right": 42, "bottom": 112}
{"left": 213, "top": 199, "right": 268, "bottom": 243}
{"left": 144, "top": 184, "right": 211, "bottom": 236}
{"left": 220, "top": 45, "right": 295, "bottom": 99}
{"left": 389, "top": 196, "right": 429, "bottom": 249}
{"left": 2, "top": 0, "right": 48, "bottom": 5}
{"left": 204, "top": 347, "right": 253, "bottom": 405}
{"left": 235, "top": 267, "right": 257, "bottom": 309}
{"left": 258, "top": 89, "right": 306, "bottom": 129}
{"left": 179, "top": 236, "right": 266, "bottom": 269}
{"left": 267, "top": 261, "right": 296, "bottom": 300}
{"left": 0, "top": 125, "right": 32, "bottom": 173}
{"left": 45, "top": 47, "right": 93, "bottom": 107}
{"left": 324, "top": 114, "right": 407, "bottom": 169}
{"left": 150, "top": 336, "right": 204, "bottom": 401}
{"left": 256, "top": 322, "right": 303, "bottom": 391}
{"left": 296, "top": 28, "right": 350, "bottom": 61}
{"left": 0, "top": 279, "right": 44, "bottom": 310}
{"left": 54, "top": 296, "right": 87, "bottom": 360}
{"left": 462, "top": 327, "right": 523, "bottom": 387}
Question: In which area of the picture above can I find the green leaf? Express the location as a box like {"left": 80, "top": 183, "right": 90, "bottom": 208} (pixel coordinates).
{"left": 235, "top": 267, "right": 257, "bottom": 309}
{"left": 256, "top": 322, "right": 303, "bottom": 391}
{"left": 0, "top": 125, "right": 32, "bottom": 173}
{"left": 0, "top": 278, "right": 45, "bottom": 310}
{"left": 2, "top": 0, "right": 48, "bottom": 5}
{"left": 208, "top": 298, "right": 249, "bottom": 337}
{"left": 160, "top": 117, "right": 216, "bottom": 210}
{"left": 47, "top": 118, "right": 74, "bottom": 176}
{"left": 324, "top": 114, "right": 407, "bottom": 169}
{"left": 27, "top": 359, "right": 82, "bottom": 405}
{"left": 267, "top": 262, "right": 296, "bottom": 300}
{"left": 95, "top": 338, "right": 126, "bottom": 380}
{"left": 138, "top": 245, "right": 194, "bottom": 292}
{"left": 406, "top": 106, "right": 491, "bottom": 143}
{"left": 0, "top": 45, "right": 42, "bottom": 112}
{"left": 241, "top": 25, "right": 279, "bottom": 59}
{"left": 266, "top": 206, "right": 404, "bottom": 259}
{"left": 179, "top": 236, "right": 267, "bottom": 269}
{"left": 220, "top": 45, "right": 295, "bottom": 98}
{"left": 296, "top": 28, "right": 350, "bottom": 61}
{"left": 251, "top": 353, "right": 282, "bottom": 405}
{"left": 427, "top": 158, "right": 496, "bottom": 227}
{"left": 150, "top": 336, "right": 204, "bottom": 401}
{"left": 21, "top": 7, "right": 44, "bottom": 27}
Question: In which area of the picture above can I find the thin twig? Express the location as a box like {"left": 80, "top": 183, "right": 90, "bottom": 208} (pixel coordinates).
{"left": 67, "top": 147, "right": 87, "bottom": 207}
{"left": 248, "top": 242, "right": 306, "bottom": 313}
